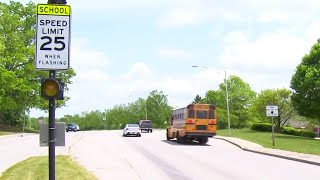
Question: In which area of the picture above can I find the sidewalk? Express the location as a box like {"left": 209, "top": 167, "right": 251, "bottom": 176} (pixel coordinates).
{"left": 0, "top": 133, "right": 35, "bottom": 140}
{"left": 214, "top": 136, "right": 320, "bottom": 166}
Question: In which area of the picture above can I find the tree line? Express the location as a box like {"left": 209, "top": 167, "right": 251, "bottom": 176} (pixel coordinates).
{"left": 27, "top": 90, "right": 172, "bottom": 130}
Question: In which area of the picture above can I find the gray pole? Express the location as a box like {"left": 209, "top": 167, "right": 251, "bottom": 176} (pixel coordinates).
{"left": 271, "top": 115, "right": 275, "bottom": 146}
{"left": 145, "top": 99, "right": 147, "bottom": 120}
{"left": 23, "top": 92, "right": 26, "bottom": 133}
{"left": 318, "top": 121, "right": 320, "bottom": 137}
{"left": 82, "top": 115, "right": 85, "bottom": 131}
{"left": 48, "top": 70, "right": 56, "bottom": 180}
{"left": 225, "top": 70, "right": 231, "bottom": 135}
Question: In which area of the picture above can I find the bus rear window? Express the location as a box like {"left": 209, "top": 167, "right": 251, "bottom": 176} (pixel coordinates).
{"left": 197, "top": 111, "right": 207, "bottom": 119}
{"left": 188, "top": 110, "right": 195, "bottom": 118}
{"left": 209, "top": 110, "right": 215, "bottom": 119}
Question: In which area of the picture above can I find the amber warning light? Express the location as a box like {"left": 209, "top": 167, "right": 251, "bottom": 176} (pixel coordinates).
{"left": 41, "top": 78, "right": 64, "bottom": 100}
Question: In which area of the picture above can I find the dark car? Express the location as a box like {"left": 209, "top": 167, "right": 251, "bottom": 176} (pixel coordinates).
{"left": 66, "top": 123, "right": 78, "bottom": 132}
{"left": 139, "top": 120, "right": 153, "bottom": 133}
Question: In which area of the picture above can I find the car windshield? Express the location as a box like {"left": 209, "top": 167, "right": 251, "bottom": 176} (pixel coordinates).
{"left": 67, "top": 124, "right": 75, "bottom": 127}
{"left": 141, "top": 121, "right": 152, "bottom": 125}
{"left": 128, "top": 124, "right": 139, "bottom": 127}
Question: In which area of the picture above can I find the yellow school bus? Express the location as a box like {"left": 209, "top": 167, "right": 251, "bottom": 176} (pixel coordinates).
{"left": 166, "top": 104, "right": 217, "bottom": 144}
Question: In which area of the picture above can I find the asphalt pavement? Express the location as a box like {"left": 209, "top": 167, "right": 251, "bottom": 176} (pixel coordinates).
{"left": 214, "top": 136, "right": 320, "bottom": 166}
{"left": 0, "top": 131, "right": 320, "bottom": 179}
{"left": 70, "top": 130, "right": 320, "bottom": 180}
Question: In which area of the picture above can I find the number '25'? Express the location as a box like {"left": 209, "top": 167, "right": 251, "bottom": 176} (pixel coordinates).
{"left": 40, "top": 36, "right": 65, "bottom": 51}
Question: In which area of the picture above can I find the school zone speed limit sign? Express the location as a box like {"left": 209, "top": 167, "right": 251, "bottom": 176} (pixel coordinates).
{"left": 35, "top": 4, "right": 71, "bottom": 70}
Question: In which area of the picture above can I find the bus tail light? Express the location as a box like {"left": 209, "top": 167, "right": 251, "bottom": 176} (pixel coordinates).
{"left": 209, "top": 105, "right": 216, "bottom": 110}
{"left": 187, "top": 119, "right": 195, "bottom": 124}
{"left": 209, "top": 119, "right": 216, "bottom": 125}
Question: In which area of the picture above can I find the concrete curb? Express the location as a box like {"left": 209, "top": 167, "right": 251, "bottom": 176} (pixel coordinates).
{"left": 214, "top": 137, "right": 320, "bottom": 166}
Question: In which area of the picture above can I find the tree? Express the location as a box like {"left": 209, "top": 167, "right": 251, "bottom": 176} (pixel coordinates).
{"left": 291, "top": 39, "right": 320, "bottom": 129}
{"left": 203, "top": 75, "right": 256, "bottom": 128}
{"left": 192, "top": 94, "right": 203, "bottom": 104}
{"left": 146, "top": 90, "right": 172, "bottom": 128}
{"left": 251, "top": 88, "right": 294, "bottom": 132}
{"left": 202, "top": 90, "right": 223, "bottom": 106}
{"left": 0, "top": 1, "right": 76, "bottom": 125}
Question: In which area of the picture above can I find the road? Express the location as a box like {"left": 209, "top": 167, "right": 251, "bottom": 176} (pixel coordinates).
{"left": 1, "top": 130, "right": 319, "bottom": 180}
{"left": 70, "top": 130, "right": 319, "bottom": 180}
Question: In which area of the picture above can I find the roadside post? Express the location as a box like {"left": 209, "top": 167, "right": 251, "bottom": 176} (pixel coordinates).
{"left": 102, "top": 112, "right": 107, "bottom": 130}
{"left": 266, "top": 105, "right": 279, "bottom": 146}
{"left": 36, "top": 1, "right": 71, "bottom": 179}
{"left": 103, "top": 116, "right": 107, "bottom": 130}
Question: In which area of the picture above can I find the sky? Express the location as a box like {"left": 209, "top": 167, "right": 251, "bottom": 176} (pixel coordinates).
{"left": 6, "top": 0, "right": 320, "bottom": 118}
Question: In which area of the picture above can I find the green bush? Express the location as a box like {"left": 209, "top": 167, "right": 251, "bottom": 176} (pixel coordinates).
{"left": 300, "top": 130, "right": 315, "bottom": 138}
{"left": 24, "top": 128, "right": 39, "bottom": 134}
{"left": 282, "top": 127, "right": 315, "bottom": 138}
{"left": 251, "top": 123, "right": 272, "bottom": 132}
{"left": 282, "top": 127, "right": 297, "bottom": 135}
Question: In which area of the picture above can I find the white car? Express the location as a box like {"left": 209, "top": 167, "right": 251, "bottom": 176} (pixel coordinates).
{"left": 123, "top": 124, "right": 141, "bottom": 137}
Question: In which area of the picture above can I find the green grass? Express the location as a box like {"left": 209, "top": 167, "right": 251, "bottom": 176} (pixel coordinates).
{"left": 0, "top": 124, "right": 38, "bottom": 135}
{"left": 0, "top": 155, "right": 97, "bottom": 180}
{"left": 217, "top": 128, "right": 320, "bottom": 155}
{"left": 0, "top": 131, "right": 12, "bottom": 136}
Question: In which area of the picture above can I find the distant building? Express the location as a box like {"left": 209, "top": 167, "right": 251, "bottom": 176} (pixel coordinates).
{"left": 287, "top": 119, "right": 309, "bottom": 129}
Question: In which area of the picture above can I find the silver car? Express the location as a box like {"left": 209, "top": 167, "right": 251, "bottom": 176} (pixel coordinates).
{"left": 123, "top": 124, "right": 141, "bottom": 137}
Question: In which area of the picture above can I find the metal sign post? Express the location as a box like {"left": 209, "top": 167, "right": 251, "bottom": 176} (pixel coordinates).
{"left": 266, "top": 105, "right": 278, "bottom": 146}
{"left": 36, "top": 1, "right": 71, "bottom": 180}
{"left": 103, "top": 117, "right": 107, "bottom": 130}
{"left": 271, "top": 112, "right": 275, "bottom": 146}
{"left": 48, "top": 70, "right": 56, "bottom": 180}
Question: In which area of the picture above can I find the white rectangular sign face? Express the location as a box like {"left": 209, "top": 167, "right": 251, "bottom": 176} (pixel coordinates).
{"left": 266, "top": 105, "right": 279, "bottom": 117}
{"left": 35, "top": 4, "right": 71, "bottom": 70}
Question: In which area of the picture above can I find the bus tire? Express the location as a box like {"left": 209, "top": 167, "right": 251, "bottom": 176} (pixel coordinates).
{"left": 166, "top": 130, "right": 172, "bottom": 140}
{"left": 199, "top": 137, "right": 208, "bottom": 145}
{"left": 176, "top": 132, "right": 181, "bottom": 143}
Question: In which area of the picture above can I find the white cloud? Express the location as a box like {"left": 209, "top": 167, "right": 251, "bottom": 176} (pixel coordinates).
{"left": 156, "top": 0, "right": 320, "bottom": 28}
{"left": 216, "top": 22, "right": 320, "bottom": 92}
{"left": 121, "top": 63, "right": 152, "bottom": 82}
{"left": 257, "top": 10, "right": 289, "bottom": 23}
{"left": 71, "top": 0, "right": 168, "bottom": 10}
{"left": 157, "top": 7, "right": 214, "bottom": 28}
{"left": 128, "top": 63, "right": 152, "bottom": 75}
{"left": 159, "top": 48, "right": 194, "bottom": 59}
{"left": 71, "top": 38, "right": 110, "bottom": 72}
{"left": 219, "top": 31, "right": 311, "bottom": 69}
{"left": 155, "top": 3, "right": 243, "bottom": 28}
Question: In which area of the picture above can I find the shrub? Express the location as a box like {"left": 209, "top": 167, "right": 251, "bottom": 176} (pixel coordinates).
{"left": 251, "top": 123, "right": 272, "bottom": 132}
{"left": 282, "top": 127, "right": 315, "bottom": 138}
{"left": 282, "top": 127, "right": 297, "bottom": 135}
{"left": 300, "top": 130, "right": 316, "bottom": 138}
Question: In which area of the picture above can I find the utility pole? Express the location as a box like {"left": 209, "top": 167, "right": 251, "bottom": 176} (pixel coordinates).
{"left": 225, "top": 70, "right": 231, "bottom": 135}
{"left": 23, "top": 92, "right": 27, "bottom": 133}
{"left": 145, "top": 99, "right": 147, "bottom": 120}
